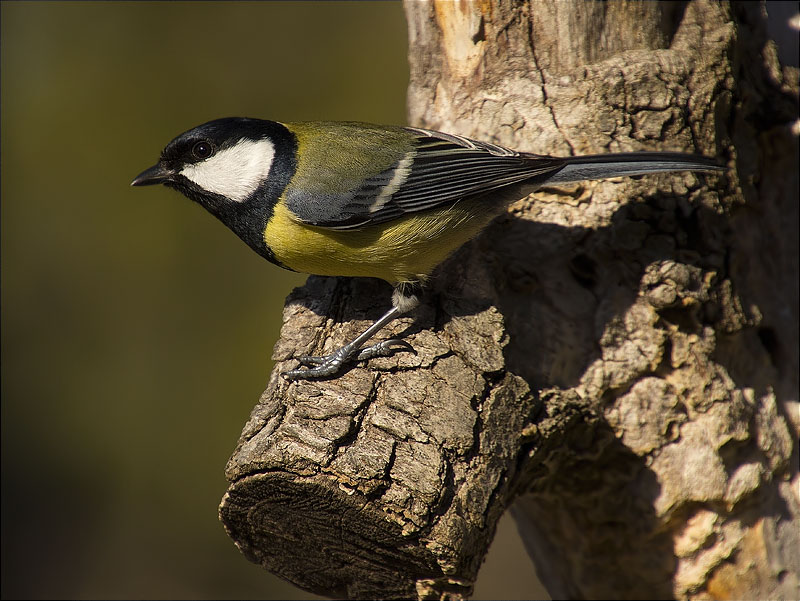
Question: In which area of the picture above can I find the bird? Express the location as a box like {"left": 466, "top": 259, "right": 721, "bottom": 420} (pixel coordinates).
{"left": 132, "top": 118, "right": 723, "bottom": 379}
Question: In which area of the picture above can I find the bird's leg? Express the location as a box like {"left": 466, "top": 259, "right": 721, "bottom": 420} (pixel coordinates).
{"left": 282, "top": 306, "right": 410, "bottom": 379}
{"left": 282, "top": 282, "right": 421, "bottom": 380}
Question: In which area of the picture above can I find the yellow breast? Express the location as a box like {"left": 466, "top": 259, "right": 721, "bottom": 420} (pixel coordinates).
{"left": 264, "top": 200, "right": 495, "bottom": 284}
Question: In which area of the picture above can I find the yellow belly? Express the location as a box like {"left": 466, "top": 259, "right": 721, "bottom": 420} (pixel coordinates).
{"left": 264, "top": 200, "right": 495, "bottom": 284}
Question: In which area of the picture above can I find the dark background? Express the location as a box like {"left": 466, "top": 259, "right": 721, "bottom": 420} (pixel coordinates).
{"left": 1, "top": 2, "right": 545, "bottom": 599}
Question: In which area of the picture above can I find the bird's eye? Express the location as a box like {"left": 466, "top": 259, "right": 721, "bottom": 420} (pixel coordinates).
{"left": 192, "top": 141, "right": 214, "bottom": 160}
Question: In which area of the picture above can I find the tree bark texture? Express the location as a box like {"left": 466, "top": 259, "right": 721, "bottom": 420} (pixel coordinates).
{"left": 219, "top": 1, "right": 799, "bottom": 599}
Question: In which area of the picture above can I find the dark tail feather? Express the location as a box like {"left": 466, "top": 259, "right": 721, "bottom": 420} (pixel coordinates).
{"left": 541, "top": 151, "right": 724, "bottom": 184}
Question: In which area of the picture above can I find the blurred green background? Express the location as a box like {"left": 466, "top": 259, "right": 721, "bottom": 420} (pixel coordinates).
{"left": 1, "top": 2, "right": 544, "bottom": 599}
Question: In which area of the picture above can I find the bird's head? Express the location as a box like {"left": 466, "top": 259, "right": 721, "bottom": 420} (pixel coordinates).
{"left": 132, "top": 117, "right": 296, "bottom": 263}
{"left": 133, "top": 117, "right": 283, "bottom": 205}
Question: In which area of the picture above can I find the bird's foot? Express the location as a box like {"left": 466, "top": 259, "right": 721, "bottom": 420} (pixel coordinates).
{"left": 282, "top": 339, "right": 415, "bottom": 380}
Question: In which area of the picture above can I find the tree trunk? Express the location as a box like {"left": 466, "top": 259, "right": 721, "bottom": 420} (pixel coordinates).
{"left": 219, "top": 1, "right": 799, "bottom": 599}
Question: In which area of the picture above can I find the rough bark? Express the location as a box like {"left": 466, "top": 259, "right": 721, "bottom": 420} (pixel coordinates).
{"left": 219, "top": 1, "right": 799, "bottom": 599}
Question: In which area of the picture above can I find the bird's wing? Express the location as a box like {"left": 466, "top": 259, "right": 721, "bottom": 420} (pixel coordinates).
{"left": 283, "top": 126, "right": 565, "bottom": 230}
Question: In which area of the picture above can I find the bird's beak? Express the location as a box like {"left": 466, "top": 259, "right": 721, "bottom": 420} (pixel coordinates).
{"left": 131, "top": 162, "right": 174, "bottom": 186}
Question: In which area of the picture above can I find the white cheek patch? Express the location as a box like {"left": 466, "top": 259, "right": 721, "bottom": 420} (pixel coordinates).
{"left": 180, "top": 138, "right": 276, "bottom": 202}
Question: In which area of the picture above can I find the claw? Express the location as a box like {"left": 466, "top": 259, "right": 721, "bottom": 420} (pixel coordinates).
{"left": 356, "top": 338, "right": 415, "bottom": 361}
{"left": 281, "top": 359, "right": 346, "bottom": 380}
{"left": 282, "top": 361, "right": 344, "bottom": 380}
{"left": 296, "top": 355, "right": 328, "bottom": 367}
{"left": 282, "top": 345, "right": 353, "bottom": 380}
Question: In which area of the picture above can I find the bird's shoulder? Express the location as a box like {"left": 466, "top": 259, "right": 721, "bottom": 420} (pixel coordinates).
{"left": 283, "top": 121, "right": 416, "bottom": 187}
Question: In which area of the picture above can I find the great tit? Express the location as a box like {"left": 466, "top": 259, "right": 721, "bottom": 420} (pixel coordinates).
{"left": 132, "top": 118, "right": 722, "bottom": 379}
